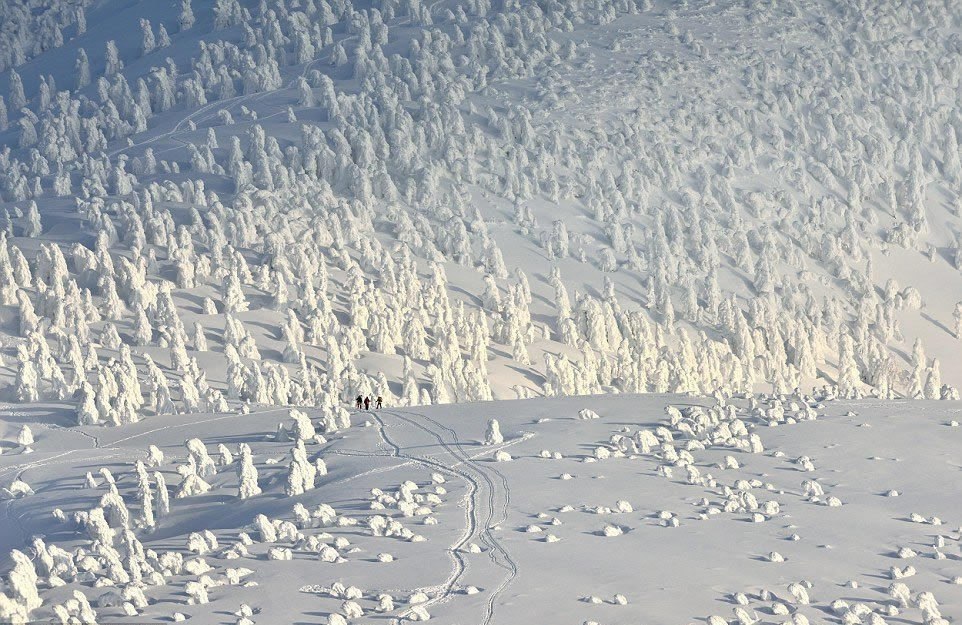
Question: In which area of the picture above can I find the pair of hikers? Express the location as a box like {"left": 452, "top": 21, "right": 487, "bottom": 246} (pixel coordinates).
{"left": 355, "top": 395, "right": 383, "bottom": 410}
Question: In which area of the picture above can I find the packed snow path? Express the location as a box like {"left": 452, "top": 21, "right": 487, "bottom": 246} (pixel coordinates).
{"left": 377, "top": 409, "right": 520, "bottom": 624}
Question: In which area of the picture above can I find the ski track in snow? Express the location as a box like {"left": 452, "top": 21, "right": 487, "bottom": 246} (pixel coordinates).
{"left": 108, "top": 0, "right": 447, "bottom": 160}
{"left": 8, "top": 0, "right": 962, "bottom": 620}
{"left": 2, "top": 405, "right": 522, "bottom": 622}
{"left": 326, "top": 426, "right": 532, "bottom": 485}
{"left": 3, "top": 396, "right": 962, "bottom": 624}
{"left": 0, "top": 407, "right": 294, "bottom": 485}
{"left": 370, "top": 409, "right": 478, "bottom": 619}
{"left": 407, "top": 410, "right": 520, "bottom": 625}
{"left": 380, "top": 409, "right": 519, "bottom": 625}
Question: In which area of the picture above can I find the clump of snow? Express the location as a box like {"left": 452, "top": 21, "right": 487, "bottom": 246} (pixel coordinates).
{"left": 788, "top": 583, "right": 810, "bottom": 605}
{"left": 601, "top": 524, "right": 624, "bottom": 537}
{"left": 484, "top": 419, "right": 504, "bottom": 445}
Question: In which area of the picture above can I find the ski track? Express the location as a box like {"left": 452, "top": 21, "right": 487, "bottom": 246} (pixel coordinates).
{"left": 108, "top": 0, "right": 447, "bottom": 160}
{"left": 368, "top": 409, "right": 477, "bottom": 618}
{"left": 404, "top": 413, "right": 519, "bottom": 625}
{"left": 0, "top": 407, "right": 296, "bottom": 556}
{"left": 325, "top": 429, "right": 533, "bottom": 489}
{"left": 379, "top": 409, "right": 519, "bottom": 625}
{"left": 405, "top": 410, "right": 520, "bottom": 625}
{"left": 0, "top": 406, "right": 289, "bottom": 484}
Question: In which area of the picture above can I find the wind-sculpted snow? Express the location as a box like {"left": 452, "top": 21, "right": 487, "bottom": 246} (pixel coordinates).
{"left": 0, "top": 394, "right": 960, "bottom": 624}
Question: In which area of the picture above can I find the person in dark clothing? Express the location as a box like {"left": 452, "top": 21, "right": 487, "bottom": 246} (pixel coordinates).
{"left": 363, "top": 396, "right": 371, "bottom": 410}
{"left": 355, "top": 395, "right": 363, "bottom": 409}
{"left": 375, "top": 396, "right": 383, "bottom": 409}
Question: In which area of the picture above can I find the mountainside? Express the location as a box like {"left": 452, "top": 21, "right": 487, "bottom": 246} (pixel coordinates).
{"left": 0, "top": 0, "right": 961, "bottom": 414}
{"left": 2, "top": 0, "right": 962, "bottom": 622}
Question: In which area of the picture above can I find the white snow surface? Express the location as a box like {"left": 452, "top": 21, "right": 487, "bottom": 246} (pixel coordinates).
{"left": 2, "top": 0, "right": 962, "bottom": 622}
{"left": 1, "top": 394, "right": 960, "bottom": 624}
{"left": 0, "top": 0, "right": 960, "bottom": 410}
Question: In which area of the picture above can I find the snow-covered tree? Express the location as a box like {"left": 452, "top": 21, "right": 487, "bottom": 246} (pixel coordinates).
{"left": 179, "top": 0, "right": 195, "bottom": 31}
{"left": 105, "top": 40, "right": 124, "bottom": 76}
{"left": 237, "top": 443, "right": 261, "bottom": 499}
{"left": 484, "top": 419, "right": 503, "bottom": 445}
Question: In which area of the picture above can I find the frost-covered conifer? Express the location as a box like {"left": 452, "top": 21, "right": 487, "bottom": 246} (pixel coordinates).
{"left": 223, "top": 271, "right": 249, "bottom": 313}
{"left": 15, "top": 345, "right": 39, "bottom": 403}
{"left": 76, "top": 49, "right": 91, "bottom": 90}
{"left": 297, "top": 77, "right": 314, "bottom": 107}
{"left": 909, "top": 339, "right": 926, "bottom": 398}
{"left": 135, "top": 461, "right": 154, "bottom": 530}
{"left": 290, "top": 409, "right": 316, "bottom": 442}
{"left": 17, "top": 291, "right": 39, "bottom": 336}
{"left": 77, "top": 382, "right": 100, "bottom": 425}
{"left": 154, "top": 472, "right": 170, "bottom": 516}
{"left": 237, "top": 444, "right": 261, "bottom": 499}
{"left": 484, "top": 419, "right": 503, "bottom": 445}
{"left": 144, "top": 355, "right": 176, "bottom": 415}
{"left": 7, "top": 549, "right": 41, "bottom": 612}
{"left": 176, "top": 462, "right": 210, "bottom": 498}
{"left": 179, "top": 0, "right": 195, "bottom": 31}
{"left": 8, "top": 70, "right": 25, "bottom": 110}
{"left": 192, "top": 322, "right": 208, "bottom": 351}
{"left": 186, "top": 439, "right": 217, "bottom": 479}
{"left": 16, "top": 425, "right": 33, "bottom": 449}
{"left": 23, "top": 202, "right": 42, "bottom": 238}
{"left": 105, "top": 41, "right": 123, "bottom": 76}
{"left": 157, "top": 24, "right": 171, "bottom": 48}
{"left": 836, "top": 333, "right": 861, "bottom": 399}
{"left": 140, "top": 19, "right": 155, "bottom": 56}
{"left": 286, "top": 441, "right": 317, "bottom": 496}
{"left": 924, "top": 359, "right": 942, "bottom": 400}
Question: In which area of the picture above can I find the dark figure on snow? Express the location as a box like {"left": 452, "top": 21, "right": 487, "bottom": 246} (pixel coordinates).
{"left": 375, "top": 396, "right": 383, "bottom": 409}
{"left": 364, "top": 396, "right": 371, "bottom": 410}
{"left": 355, "top": 395, "right": 363, "bottom": 409}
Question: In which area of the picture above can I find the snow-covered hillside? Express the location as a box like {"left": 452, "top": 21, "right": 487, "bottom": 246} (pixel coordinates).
{"left": 1, "top": 394, "right": 960, "bottom": 624}
{"left": 3, "top": 0, "right": 962, "bottom": 621}
{"left": 0, "top": 0, "right": 962, "bottom": 414}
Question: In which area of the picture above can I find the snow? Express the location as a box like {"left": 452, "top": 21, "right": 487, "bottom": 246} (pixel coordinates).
{"left": 0, "top": 394, "right": 959, "bottom": 624}
{"left": 1, "top": 0, "right": 962, "bottom": 621}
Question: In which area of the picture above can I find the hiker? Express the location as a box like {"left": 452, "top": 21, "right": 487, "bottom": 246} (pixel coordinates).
{"left": 375, "top": 395, "right": 383, "bottom": 409}
{"left": 363, "top": 396, "right": 371, "bottom": 410}
{"left": 355, "top": 395, "right": 363, "bottom": 409}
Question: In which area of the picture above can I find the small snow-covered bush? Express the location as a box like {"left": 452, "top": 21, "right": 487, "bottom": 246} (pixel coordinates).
{"left": 787, "top": 583, "right": 810, "bottom": 605}
{"left": 601, "top": 524, "right": 623, "bottom": 537}
{"left": 484, "top": 419, "right": 504, "bottom": 445}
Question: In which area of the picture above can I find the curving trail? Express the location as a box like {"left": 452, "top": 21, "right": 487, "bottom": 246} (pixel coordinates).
{"left": 107, "top": 0, "right": 449, "bottom": 161}
{"left": 413, "top": 410, "right": 520, "bottom": 625}
{"left": 376, "top": 409, "right": 519, "bottom": 625}
{"left": 369, "top": 410, "right": 477, "bottom": 618}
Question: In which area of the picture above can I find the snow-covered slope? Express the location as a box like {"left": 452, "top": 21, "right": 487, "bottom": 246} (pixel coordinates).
{"left": 1, "top": 394, "right": 960, "bottom": 624}
{"left": 0, "top": 0, "right": 961, "bottom": 416}
{"left": 3, "top": 0, "right": 962, "bottom": 621}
